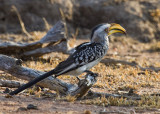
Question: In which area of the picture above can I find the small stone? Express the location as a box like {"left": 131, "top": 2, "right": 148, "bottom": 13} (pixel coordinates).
{"left": 3, "top": 88, "right": 10, "bottom": 93}
{"left": 84, "top": 110, "right": 91, "bottom": 114}
{"left": 27, "top": 104, "right": 38, "bottom": 110}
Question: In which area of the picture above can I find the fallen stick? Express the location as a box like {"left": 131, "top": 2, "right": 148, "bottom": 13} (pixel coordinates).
{"left": 86, "top": 91, "right": 141, "bottom": 100}
{"left": 0, "top": 54, "right": 97, "bottom": 98}
{"left": 0, "top": 79, "right": 24, "bottom": 88}
{"left": 0, "top": 21, "right": 69, "bottom": 58}
{"left": 11, "top": 5, "right": 32, "bottom": 38}
{"left": 101, "top": 58, "right": 160, "bottom": 72}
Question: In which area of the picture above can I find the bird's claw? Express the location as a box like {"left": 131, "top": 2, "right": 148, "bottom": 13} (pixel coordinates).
{"left": 77, "top": 71, "right": 98, "bottom": 87}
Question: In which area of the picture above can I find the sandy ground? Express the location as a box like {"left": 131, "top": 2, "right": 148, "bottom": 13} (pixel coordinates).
{"left": 0, "top": 92, "right": 159, "bottom": 114}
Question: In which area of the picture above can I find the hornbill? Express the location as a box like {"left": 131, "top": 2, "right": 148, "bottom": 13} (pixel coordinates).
{"left": 9, "top": 23, "right": 126, "bottom": 95}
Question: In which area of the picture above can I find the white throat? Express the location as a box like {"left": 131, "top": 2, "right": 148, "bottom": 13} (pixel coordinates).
{"left": 91, "top": 32, "right": 109, "bottom": 46}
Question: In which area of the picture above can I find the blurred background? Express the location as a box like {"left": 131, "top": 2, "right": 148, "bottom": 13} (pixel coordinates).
{"left": 0, "top": 0, "right": 160, "bottom": 42}
{"left": 0, "top": 1, "right": 160, "bottom": 113}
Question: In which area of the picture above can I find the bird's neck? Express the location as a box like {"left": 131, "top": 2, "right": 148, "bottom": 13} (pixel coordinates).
{"left": 91, "top": 34, "right": 109, "bottom": 47}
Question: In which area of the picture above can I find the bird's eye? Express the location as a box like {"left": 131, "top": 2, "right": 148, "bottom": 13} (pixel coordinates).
{"left": 105, "top": 28, "right": 109, "bottom": 33}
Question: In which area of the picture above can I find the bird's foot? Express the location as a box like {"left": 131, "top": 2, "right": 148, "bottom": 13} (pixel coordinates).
{"left": 78, "top": 71, "right": 98, "bottom": 87}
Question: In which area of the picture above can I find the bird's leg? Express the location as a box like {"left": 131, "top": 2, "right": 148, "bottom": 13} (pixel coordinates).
{"left": 77, "top": 70, "right": 93, "bottom": 82}
{"left": 76, "top": 76, "right": 81, "bottom": 82}
{"left": 76, "top": 76, "right": 84, "bottom": 87}
{"left": 77, "top": 76, "right": 85, "bottom": 87}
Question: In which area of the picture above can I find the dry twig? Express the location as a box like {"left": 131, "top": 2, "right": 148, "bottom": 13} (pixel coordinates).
{"left": 42, "top": 17, "right": 50, "bottom": 31}
{"left": 0, "top": 21, "right": 68, "bottom": 58}
{"left": 0, "top": 79, "right": 24, "bottom": 88}
{"left": 101, "top": 58, "right": 160, "bottom": 72}
{"left": 11, "top": 5, "right": 32, "bottom": 38}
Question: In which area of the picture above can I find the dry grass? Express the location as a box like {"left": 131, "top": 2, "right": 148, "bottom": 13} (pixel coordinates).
{"left": 150, "top": 9, "right": 160, "bottom": 17}
{"left": 11, "top": 5, "right": 32, "bottom": 38}
{"left": 55, "top": 94, "right": 77, "bottom": 102}
{"left": 81, "top": 95, "right": 160, "bottom": 108}
{"left": 42, "top": 17, "right": 51, "bottom": 31}
{"left": 150, "top": 41, "right": 160, "bottom": 52}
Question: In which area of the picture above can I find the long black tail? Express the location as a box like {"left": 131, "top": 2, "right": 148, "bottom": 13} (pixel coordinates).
{"left": 9, "top": 69, "right": 56, "bottom": 95}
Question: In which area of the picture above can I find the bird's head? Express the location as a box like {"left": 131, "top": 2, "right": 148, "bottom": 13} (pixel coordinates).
{"left": 91, "top": 23, "right": 126, "bottom": 42}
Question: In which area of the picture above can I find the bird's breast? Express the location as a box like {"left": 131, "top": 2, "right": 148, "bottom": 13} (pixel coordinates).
{"left": 75, "top": 59, "right": 101, "bottom": 75}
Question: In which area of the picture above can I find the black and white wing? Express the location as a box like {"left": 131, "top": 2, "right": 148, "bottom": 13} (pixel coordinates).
{"left": 53, "top": 42, "right": 107, "bottom": 76}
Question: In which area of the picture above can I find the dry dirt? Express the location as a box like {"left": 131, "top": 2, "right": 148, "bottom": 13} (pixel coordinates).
{"left": 0, "top": 92, "right": 158, "bottom": 114}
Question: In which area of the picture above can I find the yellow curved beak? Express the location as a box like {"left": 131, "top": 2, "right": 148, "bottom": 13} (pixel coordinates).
{"left": 108, "top": 23, "right": 126, "bottom": 36}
